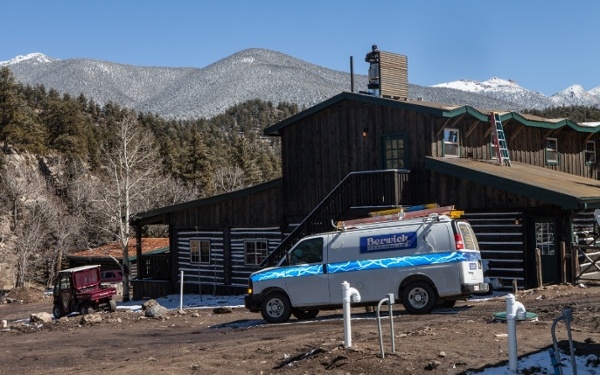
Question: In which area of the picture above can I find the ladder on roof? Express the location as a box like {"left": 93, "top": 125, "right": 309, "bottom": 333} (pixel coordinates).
{"left": 491, "top": 112, "right": 511, "bottom": 166}
{"left": 335, "top": 205, "right": 458, "bottom": 230}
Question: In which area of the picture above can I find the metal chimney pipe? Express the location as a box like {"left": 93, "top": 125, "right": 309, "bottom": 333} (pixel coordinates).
{"left": 350, "top": 56, "right": 354, "bottom": 93}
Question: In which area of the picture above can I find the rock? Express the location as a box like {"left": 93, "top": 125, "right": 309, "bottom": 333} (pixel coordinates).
{"left": 438, "top": 351, "right": 447, "bottom": 358}
{"left": 145, "top": 304, "right": 168, "bottom": 319}
{"left": 81, "top": 314, "right": 103, "bottom": 325}
{"left": 425, "top": 360, "right": 442, "bottom": 370}
{"left": 142, "top": 299, "right": 159, "bottom": 310}
{"left": 30, "top": 312, "right": 53, "bottom": 323}
{"left": 213, "top": 306, "right": 233, "bottom": 314}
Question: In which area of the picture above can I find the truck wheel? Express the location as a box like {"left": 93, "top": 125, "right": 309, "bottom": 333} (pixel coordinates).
{"left": 108, "top": 299, "right": 117, "bottom": 312}
{"left": 52, "top": 304, "right": 63, "bottom": 319}
{"left": 260, "top": 292, "right": 292, "bottom": 323}
{"left": 292, "top": 308, "right": 319, "bottom": 320}
{"left": 402, "top": 281, "right": 436, "bottom": 314}
{"left": 79, "top": 304, "right": 94, "bottom": 315}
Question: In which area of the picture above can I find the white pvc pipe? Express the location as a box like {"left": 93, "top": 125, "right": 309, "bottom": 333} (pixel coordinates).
{"left": 506, "top": 293, "right": 527, "bottom": 372}
{"left": 342, "top": 281, "right": 361, "bottom": 348}
{"left": 179, "top": 271, "right": 184, "bottom": 313}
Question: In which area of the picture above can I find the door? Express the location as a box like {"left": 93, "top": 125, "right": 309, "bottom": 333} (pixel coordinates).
{"left": 534, "top": 218, "right": 560, "bottom": 285}
{"left": 284, "top": 237, "right": 330, "bottom": 306}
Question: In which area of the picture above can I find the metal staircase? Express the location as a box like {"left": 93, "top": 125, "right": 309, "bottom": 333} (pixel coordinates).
{"left": 260, "top": 169, "right": 410, "bottom": 266}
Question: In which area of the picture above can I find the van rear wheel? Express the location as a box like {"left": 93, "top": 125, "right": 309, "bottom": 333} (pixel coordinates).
{"left": 260, "top": 292, "right": 292, "bottom": 323}
{"left": 292, "top": 308, "right": 319, "bottom": 320}
{"left": 402, "top": 281, "right": 436, "bottom": 314}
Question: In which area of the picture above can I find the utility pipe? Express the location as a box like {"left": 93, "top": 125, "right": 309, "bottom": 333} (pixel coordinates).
{"left": 506, "top": 293, "right": 527, "bottom": 372}
{"left": 342, "top": 281, "right": 361, "bottom": 348}
{"left": 179, "top": 271, "right": 184, "bottom": 313}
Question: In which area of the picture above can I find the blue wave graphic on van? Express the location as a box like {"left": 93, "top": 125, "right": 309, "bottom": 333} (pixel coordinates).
{"left": 328, "top": 251, "right": 477, "bottom": 273}
{"left": 250, "top": 252, "right": 480, "bottom": 282}
{"left": 251, "top": 264, "right": 324, "bottom": 282}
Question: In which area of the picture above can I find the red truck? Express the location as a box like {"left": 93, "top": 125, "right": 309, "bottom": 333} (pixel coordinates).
{"left": 52, "top": 265, "right": 117, "bottom": 318}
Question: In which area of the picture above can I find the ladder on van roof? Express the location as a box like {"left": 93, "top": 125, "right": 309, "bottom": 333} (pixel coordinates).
{"left": 335, "top": 204, "right": 459, "bottom": 230}
{"left": 490, "top": 112, "right": 511, "bottom": 166}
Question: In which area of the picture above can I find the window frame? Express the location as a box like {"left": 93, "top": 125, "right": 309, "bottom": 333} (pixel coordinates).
{"left": 443, "top": 128, "right": 460, "bottom": 157}
{"left": 189, "top": 239, "right": 211, "bottom": 264}
{"left": 382, "top": 134, "right": 407, "bottom": 169}
{"left": 545, "top": 137, "right": 559, "bottom": 165}
{"left": 585, "top": 140, "right": 596, "bottom": 165}
{"left": 244, "top": 239, "right": 269, "bottom": 265}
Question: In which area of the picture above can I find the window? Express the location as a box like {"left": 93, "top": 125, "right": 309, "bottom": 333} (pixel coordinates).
{"left": 586, "top": 141, "right": 596, "bottom": 164}
{"left": 383, "top": 136, "right": 406, "bottom": 169}
{"left": 289, "top": 238, "right": 323, "bottom": 265}
{"left": 245, "top": 240, "right": 268, "bottom": 265}
{"left": 443, "top": 128, "right": 460, "bottom": 157}
{"left": 545, "top": 138, "right": 558, "bottom": 164}
{"left": 535, "top": 222, "right": 555, "bottom": 256}
{"left": 190, "top": 239, "right": 210, "bottom": 264}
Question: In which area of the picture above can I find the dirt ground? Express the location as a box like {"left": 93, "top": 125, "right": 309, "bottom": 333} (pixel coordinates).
{"left": 1, "top": 283, "right": 600, "bottom": 375}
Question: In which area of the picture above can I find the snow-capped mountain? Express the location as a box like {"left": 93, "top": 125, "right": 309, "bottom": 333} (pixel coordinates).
{"left": 0, "top": 52, "right": 57, "bottom": 65}
{"left": 551, "top": 85, "right": 600, "bottom": 107}
{"left": 2, "top": 52, "right": 599, "bottom": 119}
{"left": 434, "top": 77, "right": 600, "bottom": 109}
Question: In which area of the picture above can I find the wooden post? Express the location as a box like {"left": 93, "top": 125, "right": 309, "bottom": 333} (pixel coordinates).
{"left": 535, "top": 248, "right": 543, "bottom": 287}
{"left": 512, "top": 279, "right": 518, "bottom": 293}
{"left": 571, "top": 244, "right": 579, "bottom": 284}
{"left": 560, "top": 242, "right": 567, "bottom": 284}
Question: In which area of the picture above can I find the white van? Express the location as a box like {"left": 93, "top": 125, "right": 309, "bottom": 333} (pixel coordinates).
{"left": 244, "top": 214, "right": 489, "bottom": 323}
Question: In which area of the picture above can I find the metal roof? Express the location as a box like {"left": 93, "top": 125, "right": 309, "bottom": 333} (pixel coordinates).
{"left": 424, "top": 157, "right": 600, "bottom": 210}
{"left": 263, "top": 91, "right": 600, "bottom": 136}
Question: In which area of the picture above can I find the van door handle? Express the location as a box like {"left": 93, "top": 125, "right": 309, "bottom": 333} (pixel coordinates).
{"left": 322, "top": 264, "right": 328, "bottom": 274}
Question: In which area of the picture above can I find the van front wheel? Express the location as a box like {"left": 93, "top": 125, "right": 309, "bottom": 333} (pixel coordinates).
{"left": 402, "top": 281, "right": 436, "bottom": 314}
{"left": 260, "top": 292, "right": 292, "bottom": 323}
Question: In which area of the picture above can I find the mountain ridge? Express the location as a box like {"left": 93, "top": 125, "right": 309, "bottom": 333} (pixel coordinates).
{"left": 3, "top": 50, "right": 599, "bottom": 119}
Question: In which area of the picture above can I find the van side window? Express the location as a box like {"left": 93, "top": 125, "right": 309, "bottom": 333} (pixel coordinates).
{"left": 290, "top": 238, "right": 323, "bottom": 265}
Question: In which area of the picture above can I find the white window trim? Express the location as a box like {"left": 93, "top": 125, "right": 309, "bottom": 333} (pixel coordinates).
{"left": 443, "top": 128, "right": 460, "bottom": 157}
{"left": 585, "top": 140, "right": 596, "bottom": 165}
{"left": 545, "top": 137, "right": 559, "bottom": 164}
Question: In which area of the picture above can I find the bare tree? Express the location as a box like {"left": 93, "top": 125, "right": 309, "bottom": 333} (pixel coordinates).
{"left": 1, "top": 159, "right": 52, "bottom": 288}
{"left": 213, "top": 165, "right": 247, "bottom": 193}
{"left": 92, "top": 113, "right": 165, "bottom": 301}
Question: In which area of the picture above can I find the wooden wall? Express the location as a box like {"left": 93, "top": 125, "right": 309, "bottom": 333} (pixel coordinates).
{"left": 280, "top": 99, "right": 437, "bottom": 221}
{"left": 167, "top": 181, "right": 283, "bottom": 228}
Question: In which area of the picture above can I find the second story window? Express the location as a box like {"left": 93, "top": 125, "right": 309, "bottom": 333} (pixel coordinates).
{"left": 443, "top": 128, "right": 460, "bottom": 157}
{"left": 586, "top": 141, "right": 596, "bottom": 165}
{"left": 545, "top": 138, "right": 558, "bottom": 164}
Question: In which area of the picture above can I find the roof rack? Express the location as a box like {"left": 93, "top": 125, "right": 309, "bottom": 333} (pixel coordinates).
{"left": 335, "top": 204, "right": 460, "bottom": 230}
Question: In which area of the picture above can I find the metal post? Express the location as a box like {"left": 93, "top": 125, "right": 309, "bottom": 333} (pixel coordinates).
{"left": 179, "top": 270, "right": 184, "bottom": 313}
{"left": 376, "top": 293, "right": 395, "bottom": 359}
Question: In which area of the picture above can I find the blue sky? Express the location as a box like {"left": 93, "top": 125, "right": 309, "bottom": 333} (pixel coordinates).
{"left": 1, "top": 0, "right": 598, "bottom": 96}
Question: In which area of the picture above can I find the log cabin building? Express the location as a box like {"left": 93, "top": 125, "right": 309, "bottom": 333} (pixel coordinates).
{"left": 130, "top": 50, "right": 600, "bottom": 299}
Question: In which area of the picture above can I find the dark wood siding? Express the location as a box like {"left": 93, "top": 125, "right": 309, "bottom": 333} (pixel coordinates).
{"left": 464, "top": 211, "right": 525, "bottom": 288}
{"left": 167, "top": 183, "right": 282, "bottom": 228}
{"left": 281, "top": 99, "right": 438, "bottom": 221}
